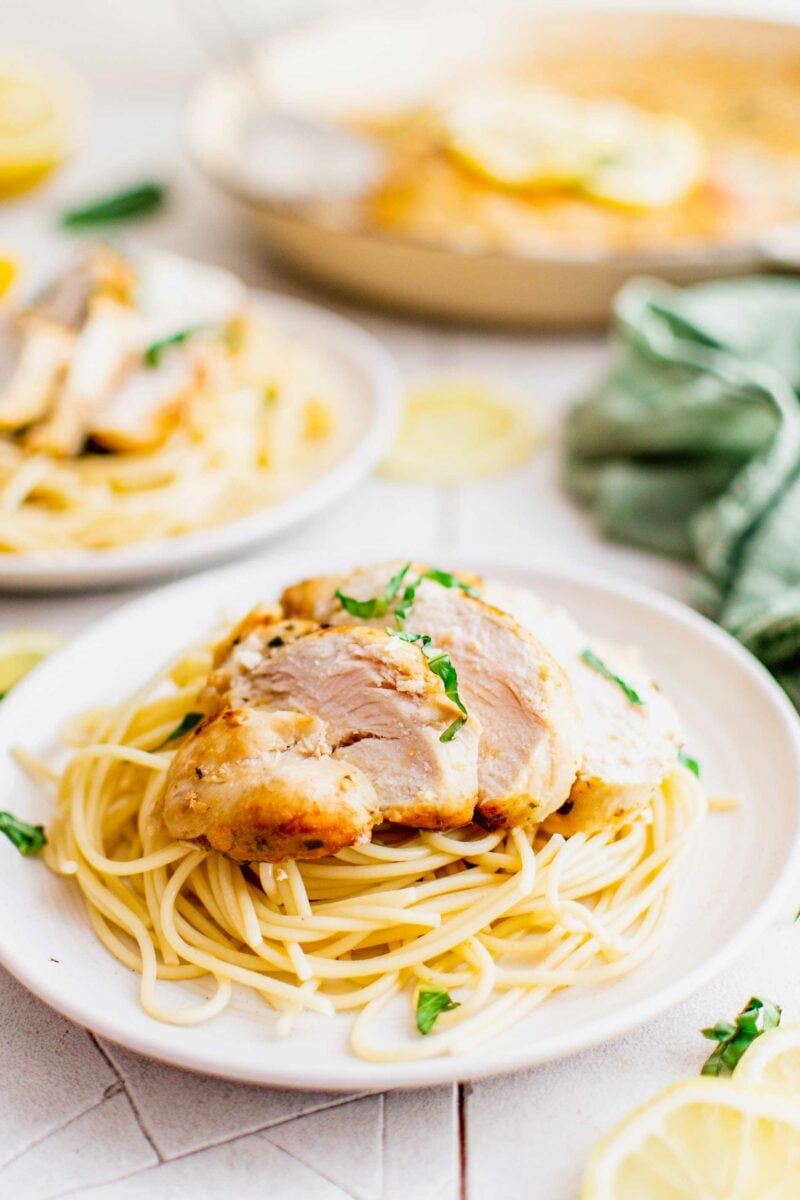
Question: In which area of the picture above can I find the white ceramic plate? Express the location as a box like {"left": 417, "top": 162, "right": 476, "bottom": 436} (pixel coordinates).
{"left": 0, "top": 550, "right": 798, "bottom": 1092}
{"left": 0, "top": 294, "right": 401, "bottom": 592}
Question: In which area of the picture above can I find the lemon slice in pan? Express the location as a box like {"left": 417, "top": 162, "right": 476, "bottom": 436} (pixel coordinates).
{"left": 0, "top": 629, "right": 63, "bottom": 698}
{"left": 383, "top": 379, "right": 539, "bottom": 484}
{"left": 583, "top": 111, "right": 705, "bottom": 209}
{"left": 733, "top": 1021, "right": 800, "bottom": 1092}
{"left": 581, "top": 1078, "right": 800, "bottom": 1199}
{"left": 443, "top": 87, "right": 593, "bottom": 190}
{"left": 0, "top": 52, "right": 88, "bottom": 197}
{"left": 442, "top": 85, "right": 705, "bottom": 208}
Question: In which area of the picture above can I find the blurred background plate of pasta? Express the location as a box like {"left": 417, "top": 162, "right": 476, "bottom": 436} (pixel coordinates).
{"left": 187, "top": 1, "right": 800, "bottom": 327}
{"left": 0, "top": 253, "right": 402, "bottom": 591}
{"left": 0, "top": 551, "right": 797, "bottom": 1091}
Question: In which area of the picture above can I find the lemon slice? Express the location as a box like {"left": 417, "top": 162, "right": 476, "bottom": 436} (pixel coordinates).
{"left": 382, "top": 379, "right": 539, "bottom": 483}
{"left": 0, "top": 52, "right": 88, "bottom": 196}
{"left": 734, "top": 1021, "right": 800, "bottom": 1091}
{"left": 583, "top": 112, "right": 705, "bottom": 209}
{"left": 0, "top": 254, "right": 17, "bottom": 300}
{"left": 443, "top": 87, "right": 594, "bottom": 189}
{"left": 442, "top": 85, "right": 705, "bottom": 208}
{"left": 0, "top": 629, "right": 63, "bottom": 697}
{"left": 582, "top": 1078, "right": 800, "bottom": 1199}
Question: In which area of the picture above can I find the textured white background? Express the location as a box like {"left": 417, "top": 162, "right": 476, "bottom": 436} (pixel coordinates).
{"left": 1, "top": 3, "right": 800, "bottom": 1197}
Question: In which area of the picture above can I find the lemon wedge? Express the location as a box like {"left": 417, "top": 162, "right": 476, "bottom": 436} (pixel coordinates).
{"left": 442, "top": 85, "right": 705, "bottom": 209}
{"left": 582, "top": 1078, "right": 800, "bottom": 1199}
{"left": 0, "top": 52, "right": 88, "bottom": 197}
{"left": 0, "top": 629, "right": 63, "bottom": 697}
{"left": 734, "top": 1021, "right": 800, "bottom": 1092}
{"left": 382, "top": 379, "right": 539, "bottom": 483}
{"left": 0, "top": 254, "right": 17, "bottom": 300}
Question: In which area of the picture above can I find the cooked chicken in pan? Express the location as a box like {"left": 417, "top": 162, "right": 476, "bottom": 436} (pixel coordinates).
{"left": 160, "top": 562, "right": 685, "bottom": 862}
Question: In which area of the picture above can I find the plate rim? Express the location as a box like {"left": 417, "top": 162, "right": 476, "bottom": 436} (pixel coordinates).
{"left": 0, "top": 289, "right": 402, "bottom": 591}
{"left": 1, "top": 549, "right": 799, "bottom": 1091}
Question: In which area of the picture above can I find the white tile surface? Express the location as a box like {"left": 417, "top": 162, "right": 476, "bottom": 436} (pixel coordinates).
{"left": 57, "top": 1132, "right": 356, "bottom": 1199}
{"left": 99, "top": 1041, "right": 366, "bottom": 1161}
{"left": 1, "top": 52, "right": 799, "bottom": 1200}
{"left": 0, "top": 1090, "right": 157, "bottom": 1200}
{"left": 0, "top": 971, "right": 116, "bottom": 1165}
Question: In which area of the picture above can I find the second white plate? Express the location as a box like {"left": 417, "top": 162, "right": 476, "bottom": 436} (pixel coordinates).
{"left": 0, "top": 551, "right": 798, "bottom": 1091}
{"left": 0, "top": 292, "right": 401, "bottom": 592}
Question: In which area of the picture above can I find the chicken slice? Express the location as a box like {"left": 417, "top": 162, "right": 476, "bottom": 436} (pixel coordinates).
{"left": 88, "top": 352, "right": 197, "bottom": 453}
{"left": 160, "top": 707, "right": 380, "bottom": 862}
{"left": 481, "top": 581, "right": 684, "bottom": 834}
{"left": 26, "top": 296, "right": 142, "bottom": 457}
{"left": 209, "top": 622, "right": 481, "bottom": 830}
{"left": 281, "top": 562, "right": 583, "bottom": 829}
{"left": 0, "top": 319, "right": 76, "bottom": 430}
{"left": 0, "top": 250, "right": 108, "bottom": 432}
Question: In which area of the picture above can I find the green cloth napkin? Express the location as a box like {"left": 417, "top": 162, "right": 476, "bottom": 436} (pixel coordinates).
{"left": 564, "top": 275, "right": 800, "bottom": 707}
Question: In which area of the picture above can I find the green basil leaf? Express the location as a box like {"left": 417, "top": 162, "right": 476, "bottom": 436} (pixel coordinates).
{"left": 390, "top": 631, "right": 467, "bottom": 742}
{"left": 416, "top": 988, "right": 459, "bottom": 1035}
{"left": 162, "top": 711, "right": 204, "bottom": 746}
{"left": 678, "top": 751, "right": 701, "bottom": 777}
{"left": 0, "top": 811, "right": 47, "bottom": 856}
{"left": 336, "top": 562, "right": 412, "bottom": 620}
{"left": 144, "top": 326, "right": 208, "bottom": 368}
{"left": 700, "top": 996, "right": 781, "bottom": 1075}
{"left": 60, "top": 181, "right": 167, "bottom": 229}
{"left": 581, "top": 648, "right": 644, "bottom": 706}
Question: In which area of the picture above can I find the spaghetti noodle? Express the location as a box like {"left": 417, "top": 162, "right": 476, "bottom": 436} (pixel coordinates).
{"left": 38, "top": 631, "right": 706, "bottom": 1062}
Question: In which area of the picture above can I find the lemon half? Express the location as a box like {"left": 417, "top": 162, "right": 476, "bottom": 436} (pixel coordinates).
{"left": 442, "top": 85, "right": 705, "bottom": 210}
{"left": 0, "top": 629, "right": 63, "bottom": 697}
{"left": 582, "top": 1078, "right": 800, "bottom": 1199}
{"left": 0, "top": 51, "right": 88, "bottom": 197}
{"left": 734, "top": 1021, "right": 800, "bottom": 1092}
{"left": 382, "top": 379, "right": 539, "bottom": 484}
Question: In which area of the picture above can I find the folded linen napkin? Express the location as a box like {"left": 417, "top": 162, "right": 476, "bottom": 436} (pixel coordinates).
{"left": 564, "top": 276, "right": 800, "bottom": 707}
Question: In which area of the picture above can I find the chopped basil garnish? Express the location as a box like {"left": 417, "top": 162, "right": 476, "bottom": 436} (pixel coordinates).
{"left": 337, "top": 564, "right": 478, "bottom": 628}
{"left": 60, "top": 181, "right": 167, "bottom": 229}
{"left": 701, "top": 995, "right": 781, "bottom": 1076}
{"left": 336, "top": 562, "right": 411, "bottom": 620}
{"left": 0, "top": 811, "right": 46, "bottom": 856}
{"left": 678, "top": 751, "right": 701, "bottom": 778}
{"left": 392, "top": 631, "right": 467, "bottom": 742}
{"left": 416, "top": 988, "right": 459, "bottom": 1035}
{"left": 144, "top": 326, "right": 208, "bottom": 368}
{"left": 581, "top": 648, "right": 643, "bottom": 706}
{"left": 395, "top": 568, "right": 478, "bottom": 627}
{"left": 162, "top": 711, "right": 204, "bottom": 745}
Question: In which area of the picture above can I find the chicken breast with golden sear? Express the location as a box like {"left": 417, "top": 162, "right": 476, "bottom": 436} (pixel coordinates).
{"left": 281, "top": 561, "right": 583, "bottom": 829}
{"left": 161, "top": 706, "right": 380, "bottom": 862}
{"left": 481, "top": 581, "right": 684, "bottom": 834}
{"left": 207, "top": 621, "right": 482, "bottom": 831}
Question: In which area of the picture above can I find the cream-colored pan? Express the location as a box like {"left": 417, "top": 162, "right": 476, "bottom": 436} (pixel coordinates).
{"left": 186, "top": 3, "right": 800, "bottom": 328}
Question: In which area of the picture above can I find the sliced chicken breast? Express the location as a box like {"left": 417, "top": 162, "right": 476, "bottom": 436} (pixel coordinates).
{"left": 281, "top": 563, "right": 583, "bottom": 828}
{"left": 161, "top": 707, "right": 380, "bottom": 862}
{"left": 89, "top": 352, "right": 197, "bottom": 453}
{"left": 26, "top": 297, "right": 142, "bottom": 456}
{"left": 0, "top": 319, "right": 76, "bottom": 430}
{"left": 481, "top": 581, "right": 684, "bottom": 834}
{"left": 208, "top": 621, "right": 481, "bottom": 831}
